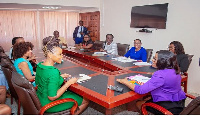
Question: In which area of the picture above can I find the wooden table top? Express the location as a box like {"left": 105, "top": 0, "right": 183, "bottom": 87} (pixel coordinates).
{"left": 34, "top": 48, "right": 157, "bottom": 113}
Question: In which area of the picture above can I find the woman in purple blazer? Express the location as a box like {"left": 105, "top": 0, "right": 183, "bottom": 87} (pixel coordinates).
{"left": 117, "top": 50, "right": 186, "bottom": 115}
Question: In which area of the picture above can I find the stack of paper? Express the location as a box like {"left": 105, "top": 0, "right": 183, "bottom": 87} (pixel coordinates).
{"left": 94, "top": 52, "right": 107, "bottom": 55}
{"left": 77, "top": 74, "right": 92, "bottom": 83}
{"left": 127, "top": 74, "right": 151, "bottom": 85}
{"left": 112, "top": 56, "right": 137, "bottom": 63}
{"left": 92, "top": 52, "right": 107, "bottom": 56}
{"left": 133, "top": 62, "right": 151, "bottom": 66}
{"left": 68, "top": 46, "right": 76, "bottom": 49}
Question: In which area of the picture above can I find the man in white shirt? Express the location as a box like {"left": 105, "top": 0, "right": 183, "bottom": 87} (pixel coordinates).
{"left": 100, "top": 34, "right": 118, "bottom": 55}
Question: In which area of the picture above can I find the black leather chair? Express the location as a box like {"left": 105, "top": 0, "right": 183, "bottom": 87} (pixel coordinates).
{"left": 0, "top": 52, "right": 13, "bottom": 64}
{"left": 141, "top": 94, "right": 200, "bottom": 115}
{"left": 146, "top": 49, "right": 153, "bottom": 62}
{"left": 92, "top": 41, "right": 104, "bottom": 50}
{"left": 117, "top": 43, "right": 130, "bottom": 56}
{"left": 11, "top": 71, "right": 79, "bottom": 115}
{"left": 187, "top": 54, "right": 194, "bottom": 66}
{"left": 0, "top": 46, "right": 5, "bottom": 53}
{"left": 181, "top": 54, "right": 194, "bottom": 93}
{"left": 0, "top": 58, "right": 20, "bottom": 114}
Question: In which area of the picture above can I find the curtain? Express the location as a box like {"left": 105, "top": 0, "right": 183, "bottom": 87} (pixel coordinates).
{"left": 0, "top": 11, "right": 38, "bottom": 51}
{"left": 66, "top": 12, "right": 79, "bottom": 46}
{"left": 0, "top": 10, "right": 79, "bottom": 51}
{"left": 39, "top": 11, "right": 79, "bottom": 47}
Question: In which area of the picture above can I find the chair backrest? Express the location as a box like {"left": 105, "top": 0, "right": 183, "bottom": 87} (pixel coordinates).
{"left": 180, "top": 96, "right": 200, "bottom": 115}
{"left": 11, "top": 71, "right": 73, "bottom": 115}
{"left": 0, "top": 58, "right": 18, "bottom": 99}
{"left": 0, "top": 52, "right": 13, "bottom": 64}
{"left": 117, "top": 43, "right": 130, "bottom": 56}
{"left": 146, "top": 49, "right": 153, "bottom": 62}
{"left": 187, "top": 54, "right": 194, "bottom": 66}
{"left": 11, "top": 71, "right": 42, "bottom": 115}
{"left": 92, "top": 41, "right": 104, "bottom": 50}
{"left": 0, "top": 46, "right": 5, "bottom": 53}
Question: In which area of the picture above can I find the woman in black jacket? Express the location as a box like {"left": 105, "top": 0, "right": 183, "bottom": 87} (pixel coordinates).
{"left": 168, "top": 41, "right": 189, "bottom": 73}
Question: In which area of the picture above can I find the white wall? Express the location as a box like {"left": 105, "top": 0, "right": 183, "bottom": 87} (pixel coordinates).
{"left": 100, "top": 0, "right": 200, "bottom": 94}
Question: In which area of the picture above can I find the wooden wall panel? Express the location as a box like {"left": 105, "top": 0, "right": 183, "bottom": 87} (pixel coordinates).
{"left": 80, "top": 11, "right": 100, "bottom": 41}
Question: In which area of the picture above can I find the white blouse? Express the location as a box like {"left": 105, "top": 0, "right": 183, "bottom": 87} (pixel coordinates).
{"left": 104, "top": 42, "right": 118, "bottom": 55}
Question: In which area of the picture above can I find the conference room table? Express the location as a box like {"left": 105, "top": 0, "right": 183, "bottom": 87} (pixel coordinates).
{"left": 33, "top": 48, "right": 157, "bottom": 115}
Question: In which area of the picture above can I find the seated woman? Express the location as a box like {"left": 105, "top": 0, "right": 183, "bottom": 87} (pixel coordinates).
{"left": 117, "top": 50, "right": 186, "bottom": 115}
{"left": 9, "top": 37, "right": 25, "bottom": 60}
{"left": 35, "top": 36, "right": 89, "bottom": 114}
{"left": 100, "top": 34, "right": 118, "bottom": 55}
{"left": 13, "top": 42, "right": 35, "bottom": 86}
{"left": 79, "top": 34, "right": 94, "bottom": 49}
{"left": 124, "top": 39, "right": 147, "bottom": 62}
{"left": 169, "top": 41, "right": 189, "bottom": 73}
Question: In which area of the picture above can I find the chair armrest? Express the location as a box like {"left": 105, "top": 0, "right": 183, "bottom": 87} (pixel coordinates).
{"left": 29, "top": 79, "right": 35, "bottom": 82}
{"left": 183, "top": 72, "right": 188, "bottom": 76}
{"left": 186, "top": 93, "right": 196, "bottom": 99}
{"left": 141, "top": 94, "right": 196, "bottom": 115}
{"left": 39, "top": 98, "right": 78, "bottom": 115}
{"left": 141, "top": 103, "right": 173, "bottom": 115}
{"left": 34, "top": 86, "right": 38, "bottom": 90}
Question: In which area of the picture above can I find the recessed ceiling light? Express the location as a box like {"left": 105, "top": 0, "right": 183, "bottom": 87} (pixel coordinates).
{"left": 42, "top": 6, "right": 61, "bottom": 9}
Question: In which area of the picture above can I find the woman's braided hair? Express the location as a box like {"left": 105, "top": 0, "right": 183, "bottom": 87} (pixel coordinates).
{"left": 42, "top": 36, "right": 60, "bottom": 57}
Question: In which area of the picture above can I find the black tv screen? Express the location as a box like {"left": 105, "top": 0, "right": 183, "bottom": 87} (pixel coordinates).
{"left": 130, "top": 3, "right": 168, "bottom": 29}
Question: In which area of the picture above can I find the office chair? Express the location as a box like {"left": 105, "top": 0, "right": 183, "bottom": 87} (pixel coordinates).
{"left": 11, "top": 71, "right": 79, "bottom": 115}
{"left": 141, "top": 94, "right": 200, "bottom": 115}
{"left": 117, "top": 43, "right": 130, "bottom": 56}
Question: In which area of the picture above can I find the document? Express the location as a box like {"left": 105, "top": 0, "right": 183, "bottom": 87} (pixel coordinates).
{"left": 112, "top": 56, "right": 137, "bottom": 63}
{"left": 126, "top": 74, "right": 151, "bottom": 85}
{"left": 92, "top": 52, "right": 107, "bottom": 56}
{"left": 93, "top": 52, "right": 107, "bottom": 55}
{"left": 133, "top": 62, "right": 151, "bottom": 66}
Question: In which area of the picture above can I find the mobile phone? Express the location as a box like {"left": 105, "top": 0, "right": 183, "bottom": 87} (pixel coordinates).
{"left": 107, "top": 85, "right": 123, "bottom": 92}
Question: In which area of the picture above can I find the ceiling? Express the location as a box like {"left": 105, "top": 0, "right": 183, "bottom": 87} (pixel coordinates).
{"left": 0, "top": 3, "right": 97, "bottom": 11}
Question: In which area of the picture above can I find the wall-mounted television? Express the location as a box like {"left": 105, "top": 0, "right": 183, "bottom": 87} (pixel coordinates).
{"left": 130, "top": 3, "right": 168, "bottom": 29}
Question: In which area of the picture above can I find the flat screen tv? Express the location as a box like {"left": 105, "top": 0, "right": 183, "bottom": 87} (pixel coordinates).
{"left": 130, "top": 3, "right": 168, "bottom": 29}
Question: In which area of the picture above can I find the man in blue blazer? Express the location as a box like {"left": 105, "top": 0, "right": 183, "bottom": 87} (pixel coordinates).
{"left": 73, "top": 20, "right": 88, "bottom": 45}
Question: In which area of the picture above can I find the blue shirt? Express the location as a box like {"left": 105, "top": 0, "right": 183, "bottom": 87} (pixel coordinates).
{"left": 14, "top": 58, "right": 34, "bottom": 77}
{"left": 124, "top": 47, "right": 147, "bottom": 62}
{"left": 134, "top": 69, "right": 186, "bottom": 102}
{"left": 0, "top": 69, "right": 9, "bottom": 90}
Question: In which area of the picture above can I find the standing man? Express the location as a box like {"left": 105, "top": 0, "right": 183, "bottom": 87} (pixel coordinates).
{"left": 53, "top": 30, "right": 67, "bottom": 48}
{"left": 73, "top": 20, "right": 88, "bottom": 46}
{"left": 100, "top": 34, "right": 118, "bottom": 55}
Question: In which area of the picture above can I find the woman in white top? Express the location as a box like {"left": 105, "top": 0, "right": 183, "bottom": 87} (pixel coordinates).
{"left": 100, "top": 34, "right": 118, "bottom": 55}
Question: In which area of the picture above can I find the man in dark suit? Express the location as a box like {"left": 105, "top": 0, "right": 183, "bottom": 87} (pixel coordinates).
{"left": 73, "top": 20, "right": 88, "bottom": 46}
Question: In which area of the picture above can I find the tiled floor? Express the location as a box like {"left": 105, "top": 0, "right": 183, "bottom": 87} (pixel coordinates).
{"left": 5, "top": 92, "right": 199, "bottom": 115}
